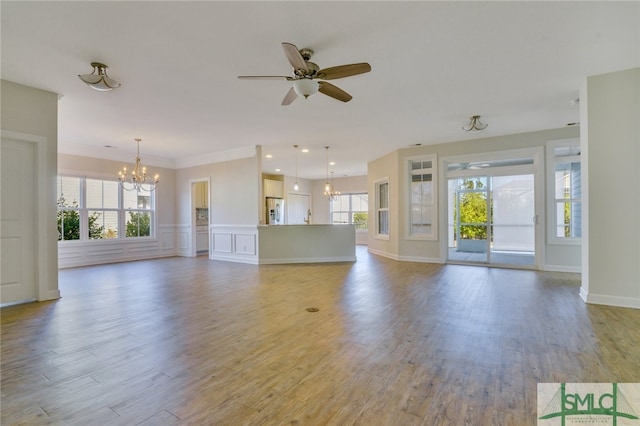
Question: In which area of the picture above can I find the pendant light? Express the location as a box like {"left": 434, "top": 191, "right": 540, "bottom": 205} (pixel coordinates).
{"left": 293, "top": 144, "right": 299, "bottom": 191}
{"left": 323, "top": 146, "right": 340, "bottom": 201}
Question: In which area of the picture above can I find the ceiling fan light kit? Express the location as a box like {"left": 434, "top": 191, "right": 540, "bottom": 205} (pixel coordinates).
{"left": 238, "top": 42, "right": 371, "bottom": 105}
{"left": 293, "top": 79, "right": 319, "bottom": 98}
{"left": 462, "top": 115, "right": 488, "bottom": 132}
{"left": 78, "top": 62, "right": 121, "bottom": 91}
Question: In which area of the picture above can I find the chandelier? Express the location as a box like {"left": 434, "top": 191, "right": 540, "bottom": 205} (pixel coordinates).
{"left": 462, "top": 115, "right": 488, "bottom": 132}
{"left": 118, "top": 138, "right": 159, "bottom": 192}
{"left": 78, "top": 62, "right": 121, "bottom": 91}
{"left": 323, "top": 146, "right": 340, "bottom": 201}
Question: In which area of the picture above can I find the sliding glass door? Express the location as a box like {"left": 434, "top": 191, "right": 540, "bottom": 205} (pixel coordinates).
{"left": 446, "top": 156, "right": 538, "bottom": 267}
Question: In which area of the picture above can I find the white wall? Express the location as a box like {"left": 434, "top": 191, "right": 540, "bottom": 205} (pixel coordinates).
{"left": 1, "top": 80, "right": 59, "bottom": 301}
{"left": 368, "top": 126, "right": 581, "bottom": 269}
{"left": 581, "top": 67, "right": 640, "bottom": 308}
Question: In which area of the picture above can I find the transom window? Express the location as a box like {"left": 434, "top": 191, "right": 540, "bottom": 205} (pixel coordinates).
{"left": 57, "top": 176, "right": 155, "bottom": 241}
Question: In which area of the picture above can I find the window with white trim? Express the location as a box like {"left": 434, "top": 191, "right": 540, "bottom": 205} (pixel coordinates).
{"left": 375, "top": 178, "right": 389, "bottom": 238}
{"left": 408, "top": 155, "right": 437, "bottom": 239}
{"left": 547, "top": 139, "right": 581, "bottom": 243}
{"left": 57, "top": 176, "right": 155, "bottom": 241}
{"left": 331, "top": 193, "right": 368, "bottom": 230}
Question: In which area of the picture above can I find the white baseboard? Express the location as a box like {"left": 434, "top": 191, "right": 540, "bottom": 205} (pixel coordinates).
{"left": 367, "top": 248, "right": 442, "bottom": 264}
{"left": 367, "top": 247, "right": 399, "bottom": 260}
{"left": 396, "top": 255, "right": 443, "bottom": 264}
{"left": 543, "top": 264, "right": 582, "bottom": 273}
{"left": 582, "top": 292, "right": 640, "bottom": 309}
{"left": 211, "top": 252, "right": 259, "bottom": 265}
{"left": 259, "top": 256, "right": 356, "bottom": 265}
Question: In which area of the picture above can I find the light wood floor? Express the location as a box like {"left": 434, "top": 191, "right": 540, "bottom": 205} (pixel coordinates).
{"left": 2, "top": 246, "right": 639, "bottom": 425}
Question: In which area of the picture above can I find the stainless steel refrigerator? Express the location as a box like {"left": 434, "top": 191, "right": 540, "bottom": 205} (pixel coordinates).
{"left": 266, "top": 197, "right": 285, "bottom": 225}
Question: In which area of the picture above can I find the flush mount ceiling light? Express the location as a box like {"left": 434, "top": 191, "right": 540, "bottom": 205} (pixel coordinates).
{"left": 462, "top": 115, "right": 488, "bottom": 132}
{"left": 293, "top": 78, "right": 319, "bottom": 99}
{"left": 118, "top": 138, "right": 159, "bottom": 192}
{"left": 78, "top": 62, "right": 121, "bottom": 91}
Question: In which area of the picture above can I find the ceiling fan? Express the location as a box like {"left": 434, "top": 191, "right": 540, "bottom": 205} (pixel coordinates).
{"left": 238, "top": 42, "right": 371, "bottom": 105}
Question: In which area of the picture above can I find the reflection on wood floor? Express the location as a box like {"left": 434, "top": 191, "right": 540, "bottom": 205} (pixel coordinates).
{"left": 2, "top": 246, "right": 639, "bottom": 425}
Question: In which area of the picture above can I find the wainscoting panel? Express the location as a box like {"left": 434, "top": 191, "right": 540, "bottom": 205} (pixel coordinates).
{"left": 58, "top": 225, "right": 182, "bottom": 268}
{"left": 211, "top": 226, "right": 259, "bottom": 264}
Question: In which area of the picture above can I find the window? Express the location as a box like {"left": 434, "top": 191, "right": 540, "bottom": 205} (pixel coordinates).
{"left": 57, "top": 176, "right": 155, "bottom": 241}
{"left": 375, "top": 178, "right": 389, "bottom": 238}
{"left": 408, "top": 155, "right": 437, "bottom": 239}
{"left": 547, "top": 139, "right": 581, "bottom": 243}
{"left": 86, "top": 179, "right": 119, "bottom": 239}
{"left": 57, "top": 176, "right": 82, "bottom": 241}
{"left": 331, "top": 193, "right": 368, "bottom": 230}
{"left": 123, "top": 189, "right": 152, "bottom": 237}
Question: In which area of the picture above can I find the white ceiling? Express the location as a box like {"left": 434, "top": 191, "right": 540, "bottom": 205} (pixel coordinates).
{"left": 2, "top": 1, "right": 638, "bottom": 179}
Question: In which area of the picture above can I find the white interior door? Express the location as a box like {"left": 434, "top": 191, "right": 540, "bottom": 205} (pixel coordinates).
{"left": 1, "top": 138, "right": 37, "bottom": 304}
{"left": 287, "top": 193, "right": 311, "bottom": 224}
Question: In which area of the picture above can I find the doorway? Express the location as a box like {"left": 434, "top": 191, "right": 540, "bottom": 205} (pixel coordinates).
{"left": 445, "top": 149, "right": 542, "bottom": 268}
{"left": 191, "top": 179, "right": 210, "bottom": 256}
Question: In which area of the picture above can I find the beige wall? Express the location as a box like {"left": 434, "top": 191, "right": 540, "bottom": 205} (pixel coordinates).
{"left": 368, "top": 149, "right": 400, "bottom": 256}
{"left": 175, "top": 153, "right": 261, "bottom": 227}
{"left": 581, "top": 67, "right": 640, "bottom": 308}
{"left": 1, "top": 80, "right": 59, "bottom": 300}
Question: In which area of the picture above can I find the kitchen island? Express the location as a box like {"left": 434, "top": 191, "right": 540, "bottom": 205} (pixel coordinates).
{"left": 258, "top": 224, "right": 356, "bottom": 264}
{"left": 209, "top": 224, "right": 356, "bottom": 264}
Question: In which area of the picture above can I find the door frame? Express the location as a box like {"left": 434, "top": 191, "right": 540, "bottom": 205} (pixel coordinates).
{"left": 189, "top": 177, "right": 210, "bottom": 257}
{"left": 440, "top": 147, "right": 545, "bottom": 269}
{"left": 1, "top": 130, "right": 55, "bottom": 305}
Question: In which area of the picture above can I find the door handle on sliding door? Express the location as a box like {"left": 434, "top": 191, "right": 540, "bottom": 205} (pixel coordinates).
{"left": 532, "top": 214, "right": 539, "bottom": 224}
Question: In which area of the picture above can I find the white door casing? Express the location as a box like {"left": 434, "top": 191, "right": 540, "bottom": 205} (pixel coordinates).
{"left": 1, "top": 138, "right": 37, "bottom": 304}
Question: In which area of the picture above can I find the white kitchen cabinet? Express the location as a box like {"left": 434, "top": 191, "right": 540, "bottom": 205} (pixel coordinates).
{"left": 195, "top": 182, "right": 208, "bottom": 208}
{"left": 196, "top": 226, "right": 209, "bottom": 253}
{"left": 264, "top": 179, "right": 283, "bottom": 198}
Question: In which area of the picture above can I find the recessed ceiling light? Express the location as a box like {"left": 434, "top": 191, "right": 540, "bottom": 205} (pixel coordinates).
{"left": 329, "top": 161, "right": 335, "bottom": 166}
{"left": 301, "top": 148, "right": 309, "bottom": 153}
{"left": 265, "top": 154, "right": 272, "bottom": 158}
{"left": 275, "top": 168, "right": 281, "bottom": 172}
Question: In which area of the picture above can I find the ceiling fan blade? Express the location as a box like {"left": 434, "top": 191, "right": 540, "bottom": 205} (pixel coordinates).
{"left": 318, "top": 81, "right": 352, "bottom": 103}
{"left": 317, "top": 63, "right": 371, "bottom": 80}
{"left": 237, "top": 75, "right": 293, "bottom": 80}
{"left": 281, "top": 87, "right": 298, "bottom": 106}
{"left": 282, "top": 42, "right": 308, "bottom": 71}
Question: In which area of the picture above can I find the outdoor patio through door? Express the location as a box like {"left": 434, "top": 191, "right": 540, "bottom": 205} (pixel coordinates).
{"left": 447, "top": 173, "right": 536, "bottom": 267}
